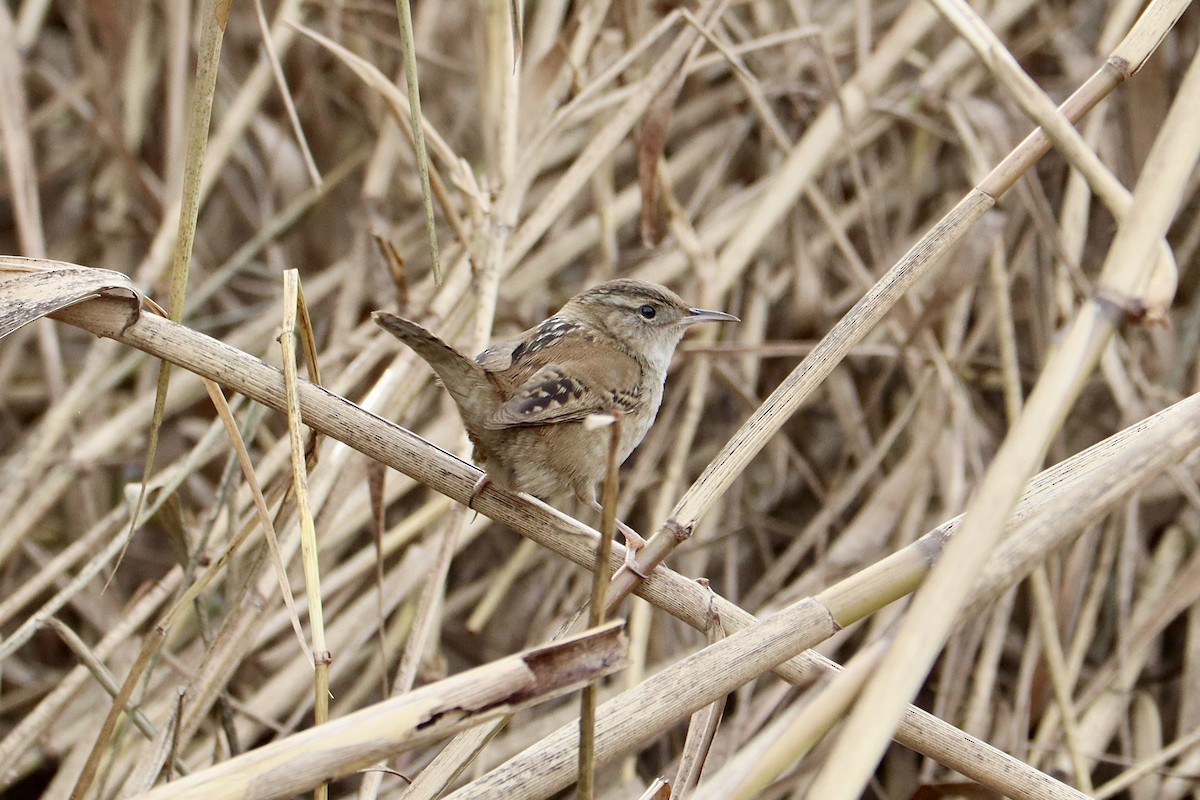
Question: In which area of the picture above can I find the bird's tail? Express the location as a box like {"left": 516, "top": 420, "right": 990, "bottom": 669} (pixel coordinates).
{"left": 372, "top": 311, "right": 496, "bottom": 415}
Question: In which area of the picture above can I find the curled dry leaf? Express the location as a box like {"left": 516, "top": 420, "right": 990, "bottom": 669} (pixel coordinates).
{"left": 0, "top": 256, "right": 155, "bottom": 340}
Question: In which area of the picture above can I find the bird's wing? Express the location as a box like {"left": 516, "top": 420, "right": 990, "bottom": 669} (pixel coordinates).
{"left": 484, "top": 353, "right": 642, "bottom": 429}
{"left": 484, "top": 365, "right": 607, "bottom": 428}
{"left": 476, "top": 316, "right": 582, "bottom": 376}
{"left": 475, "top": 336, "right": 524, "bottom": 372}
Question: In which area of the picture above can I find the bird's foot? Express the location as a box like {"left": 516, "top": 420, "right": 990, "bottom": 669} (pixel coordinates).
{"left": 584, "top": 498, "right": 649, "bottom": 578}
{"left": 616, "top": 520, "right": 648, "bottom": 579}
{"left": 468, "top": 474, "right": 492, "bottom": 512}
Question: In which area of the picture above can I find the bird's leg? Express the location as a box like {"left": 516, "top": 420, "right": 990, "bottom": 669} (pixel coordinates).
{"left": 578, "top": 488, "right": 647, "bottom": 578}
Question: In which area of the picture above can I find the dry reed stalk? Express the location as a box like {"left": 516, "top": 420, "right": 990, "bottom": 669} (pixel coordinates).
{"left": 131, "top": 623, "right": 626, "bottom": 800}
{"left": 808, "top": 6, "right": 1200, "bottom": 796}
{"left": 3, "top": 3, "right": 1200, "bottom": 799}
{"left": 6, "top": 271, "right": 1187, "bottom": 798}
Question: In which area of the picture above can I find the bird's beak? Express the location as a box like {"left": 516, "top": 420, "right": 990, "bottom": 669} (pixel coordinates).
{"left": 681, "top": 307, "right": 740, "bottom": 326}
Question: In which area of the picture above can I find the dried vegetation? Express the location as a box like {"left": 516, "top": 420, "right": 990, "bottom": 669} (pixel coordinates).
{"left": 2, "top": 1, "right": 1200, "bottom": 798}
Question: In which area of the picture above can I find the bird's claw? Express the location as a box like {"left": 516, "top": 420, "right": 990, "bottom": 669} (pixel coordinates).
{"left": 617, "top": 521, "right": 649, "bottom": 579}
{"left": 620, "top": 545, "right": 649, "bottom": 579}
{"left": 468, "top": 474, "right": 492, "bottom": 513}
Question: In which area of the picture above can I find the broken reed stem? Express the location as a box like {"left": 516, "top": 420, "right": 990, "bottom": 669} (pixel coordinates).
{"left": 130, "top": 626, "right": 627, "bottom": 800}
{"left": 279, "top": 271, "right": 329, "bottom": 800}
{"left": 117, "top": 0, "right": 229, "bottom": 619}
{"left": 393, "top": 0, "right": 440, "bottom": 282}
{"left": 579, "top": 416, "right": 621, "bottom": 799}
{"left": 672, "top": 596, "right": 727, "bottom": 796}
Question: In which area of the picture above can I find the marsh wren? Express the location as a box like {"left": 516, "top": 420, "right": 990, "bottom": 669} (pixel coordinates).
{"left": 373, "top": 278, "right": 738, "bottom": 571}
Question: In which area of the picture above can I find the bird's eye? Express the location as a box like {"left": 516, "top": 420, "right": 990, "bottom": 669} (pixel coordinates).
{"left": 638, "top": 304, "right": 656, "bottom": 320}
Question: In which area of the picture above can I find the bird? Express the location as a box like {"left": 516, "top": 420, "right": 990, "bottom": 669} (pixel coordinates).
{"left": 372, "top": 278, "right": 738, "bottom": 573}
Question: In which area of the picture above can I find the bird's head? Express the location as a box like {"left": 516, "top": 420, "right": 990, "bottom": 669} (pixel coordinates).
{"left": 563, "top": 279, "right": 738, "bottom": 372}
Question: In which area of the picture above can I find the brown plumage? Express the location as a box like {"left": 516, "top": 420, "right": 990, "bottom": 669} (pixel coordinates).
{"left": 373, "top": 279, "right": 738, "bottom": 570}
